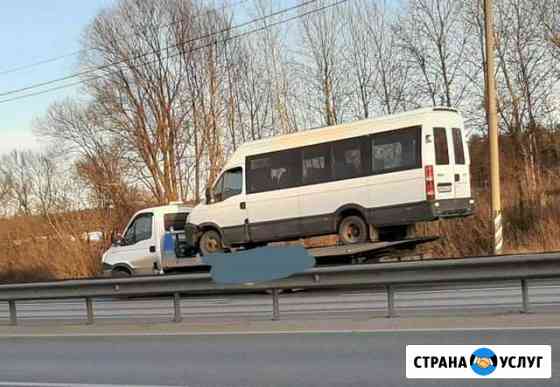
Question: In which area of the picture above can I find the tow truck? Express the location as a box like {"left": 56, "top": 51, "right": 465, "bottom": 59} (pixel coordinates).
{"left": 102, "top": 203, "right": 437, "bottom": 277}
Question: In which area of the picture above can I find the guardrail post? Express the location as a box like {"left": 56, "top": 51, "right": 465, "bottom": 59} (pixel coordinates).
{"left": 173, "top": 293, "right": 182, "bottom": 323}
{"left": 272, "top": 289, "right": 280, "bottom": 320}
{"left": 386, "top": 285, "right": 395, "bottom": 318}
{"left": 521, "top": 279, "right": 530, "bottom": 314}
{"left": 85, "top": 297, "right": 94, "bottom": 325}
{"left": 8, "top": 300, "right": 16, "bottom": 326}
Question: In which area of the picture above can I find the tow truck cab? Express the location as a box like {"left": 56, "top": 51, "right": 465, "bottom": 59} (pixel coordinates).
{"left": 101, "top": 203, "right": 197, "bottom": 277}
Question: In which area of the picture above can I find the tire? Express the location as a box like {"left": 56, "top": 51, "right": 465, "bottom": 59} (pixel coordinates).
{"left": 199, "top": 229, "right": 225, "bottom": 256}
{"left": 369, "top": 224, "right": 380, "bottom": 242}
{"left": 338, "top": 215, "right": 368, "bottom": 245}
{"left": 111, "top": 268, "right": 131, "bottom": 278}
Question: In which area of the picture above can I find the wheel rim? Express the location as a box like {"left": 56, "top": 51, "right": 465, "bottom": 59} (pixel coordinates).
{"left": 205, "top": 236, "right": 221, "bottom": 253}
{"left": 343, "top": 222, "right": 362, "bottom": 243}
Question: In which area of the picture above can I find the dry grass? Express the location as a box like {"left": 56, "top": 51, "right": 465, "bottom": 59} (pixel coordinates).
{"left": 0, "top": 239, "right": 103, "bottom": 283}
{"left": 0, "top": 210, "right": 118, "bottom": 283}
{"left": 418, "top": 178, "right": 560, "bottom": 258}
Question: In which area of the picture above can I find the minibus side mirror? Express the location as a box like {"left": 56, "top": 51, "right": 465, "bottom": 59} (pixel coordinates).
{"left": 205, "top": 188, "right": 211, "bottom": 204}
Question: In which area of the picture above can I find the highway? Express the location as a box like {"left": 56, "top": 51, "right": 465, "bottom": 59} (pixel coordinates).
{"left": 1, "top": 278, "right": 560, "bottom": 324}
{"left": 0, "top": 328, "right": 557, "bottom": 386}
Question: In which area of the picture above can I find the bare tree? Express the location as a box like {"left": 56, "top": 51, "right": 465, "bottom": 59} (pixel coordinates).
{"left": 29, "top": 151, "right": 73, "bottom": 216}
{"left": 396, "top": 0, "right": 472, "bottom": 108}
{"left": 81, "top": 0, "right": 196, "bottom": 203}
{"left": 0, "top": 165, "right": 13, "bottom": 216}
{"left": 541, "top": 0, "right": 560, "bottom": 84}
{"left": 35, "top": 99, "right": 137, "bottom": 210}
{"left": 543, "top": 0, "right": 560, "bottom": 51}
{"left": 344, "top": 0, "right": 376, "bottom": 119}
{"left": 346, "top": 0, "right": 412, "bottom": 117}
{"left": 28, "top": 0, "right": 560, "bottom": 214}
{"left": 173, "top": 2, "right": 238, "bottom": 192}
{"left": 1, "top": 151, "right": 34, "bottom": 216}
{"left": 493, "top": 0, "right": 559, "bottom": 194}
{"left": 460, "top": 0, "right": 489, "bottom": 133}
{"left": 254, "top": 0, "right": 298, "bottom": 134}
{"left": 75, "top": 148, "right": 140, "bottom": 219}
{"left": 234, "top": 35, "right": 273, "bottom": 142}
{"left": 299, "top": 0, "right": 348, "bottom": 126}
{"left": 0, "top": 150, "right": 74, "bottom": 216}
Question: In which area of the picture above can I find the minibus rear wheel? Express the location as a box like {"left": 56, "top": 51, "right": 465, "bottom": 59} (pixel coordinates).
{"left": 199, "top": 229, "right": 225, "bottom": 256}
{"left": 338, "top": 215, "right": 368, "bottom": 245}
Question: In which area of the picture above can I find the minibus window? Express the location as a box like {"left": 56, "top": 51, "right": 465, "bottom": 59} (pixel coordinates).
{"left": 333, "top": 137, "right": 363, "bottom": 180}
{"left": 247, "top": 157, "right": 271, "bottom": 193}
{"left": 434, "top": 127, "right": 449, "bottom": 165}
{"left": 452, "top": 128, "right": 465, "bottom": 164}
{"left": 303, "top": 143, "right": 331, "bottom": 185}
{"left": 371, "top": 127, "right": 420, "bottom": 174}
{"left": 251, "top": 158, "right": 270, "bottom": 169}
{"left": 270, "top": 149, "right": 300, "bottom": 189}
{"left": 247, "top": 149, "right": 301, "bottom": 193}
{"left": 222, "top": 168, "right": 242, "bottom": 200}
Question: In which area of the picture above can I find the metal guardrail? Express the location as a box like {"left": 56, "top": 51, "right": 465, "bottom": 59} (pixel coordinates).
{"left": 2, "top": 252, "right": 560, "bottom": 325}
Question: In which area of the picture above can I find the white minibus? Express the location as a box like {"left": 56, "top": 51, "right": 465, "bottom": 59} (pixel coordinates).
{"left": 186, "top": 107, "right": 474, "bottom": 255}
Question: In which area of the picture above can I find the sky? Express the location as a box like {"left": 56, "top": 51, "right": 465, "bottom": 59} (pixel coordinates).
{"left": 0, "top": 0, "right": 287, "bottom": 156}
{"left": 0, "top": 0, "right": 116, "bottom": 155}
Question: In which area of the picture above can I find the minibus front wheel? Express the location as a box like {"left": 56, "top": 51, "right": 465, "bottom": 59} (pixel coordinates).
{"left": 338, "top": 215, "right": 368, "bottom": 245}
{"left": 199, "top": 229, "right": 225, "bottom": 256}
{"left": 111, "top": 267, "right": 131, "bottom": 277}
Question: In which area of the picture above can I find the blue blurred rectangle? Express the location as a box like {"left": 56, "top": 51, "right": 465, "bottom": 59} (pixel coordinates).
{"left": 202, "top": 246, "right": 315, "bottom": 284}
{"left": 163, "top": 232, "right": 175, "bottom": 252}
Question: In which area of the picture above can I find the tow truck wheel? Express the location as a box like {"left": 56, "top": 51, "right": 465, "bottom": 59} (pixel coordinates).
{"left": 338, "top": 215, "right": 368, "bottom": 245}
{"left": 199, "top": 229, "right": 225, "bottom": 256}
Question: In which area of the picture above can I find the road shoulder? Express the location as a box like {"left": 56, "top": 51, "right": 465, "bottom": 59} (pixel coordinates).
{"left": 1, "top": 312, "right": 560, "bottom": 337}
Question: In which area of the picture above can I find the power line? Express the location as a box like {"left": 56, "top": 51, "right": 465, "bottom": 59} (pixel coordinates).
{"left": 0, "top": 0, "right": 350, "bottom": 105}
{"left": 0, "top": 79, "right": 88, "bottom": 104}
{"left": 0, "top": 0, "right": 252, "bottom": 77}
{"left": 0, "top": 0, "right": 320, "bottom": 98}
{"left": 0, "top": 51, "right": 83, "bottom": 77}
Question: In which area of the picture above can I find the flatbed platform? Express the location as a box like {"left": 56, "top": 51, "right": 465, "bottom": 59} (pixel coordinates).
{"left": 308, "top": 237, "right": 438, "bottom": 259}
{"left": 162, "top": 236, "right": 439, "bottom": 272}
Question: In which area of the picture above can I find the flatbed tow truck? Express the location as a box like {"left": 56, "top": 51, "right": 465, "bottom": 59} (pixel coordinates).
{"left": 101, "top": 203, "right": 439, "bottom": 277}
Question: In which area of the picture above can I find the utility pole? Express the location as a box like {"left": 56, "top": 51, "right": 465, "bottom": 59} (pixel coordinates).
{"left": 484, "top": 0, "right": 503, "bottom": 255}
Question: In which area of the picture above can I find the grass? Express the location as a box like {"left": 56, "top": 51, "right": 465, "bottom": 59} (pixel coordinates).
{"left": 0, "top": 211, "right": 111, "bottom": 283}
{"left": 418, "top": 179, "right": 560, "bottom": 258}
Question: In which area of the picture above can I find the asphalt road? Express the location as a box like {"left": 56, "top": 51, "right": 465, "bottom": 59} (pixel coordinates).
{"left": 1, "top": 278, "right": 560, "bottom": 324}
{"left": 0, "top": 328, "right": 557, "bottom": 386}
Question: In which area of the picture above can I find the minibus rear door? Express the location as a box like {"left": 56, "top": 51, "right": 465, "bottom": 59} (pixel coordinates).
{"left": 451, "top": 127, "right": 469, "bottom": 198}
{"left": 433, "top": 127, "right": 454, "bottom": 200}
